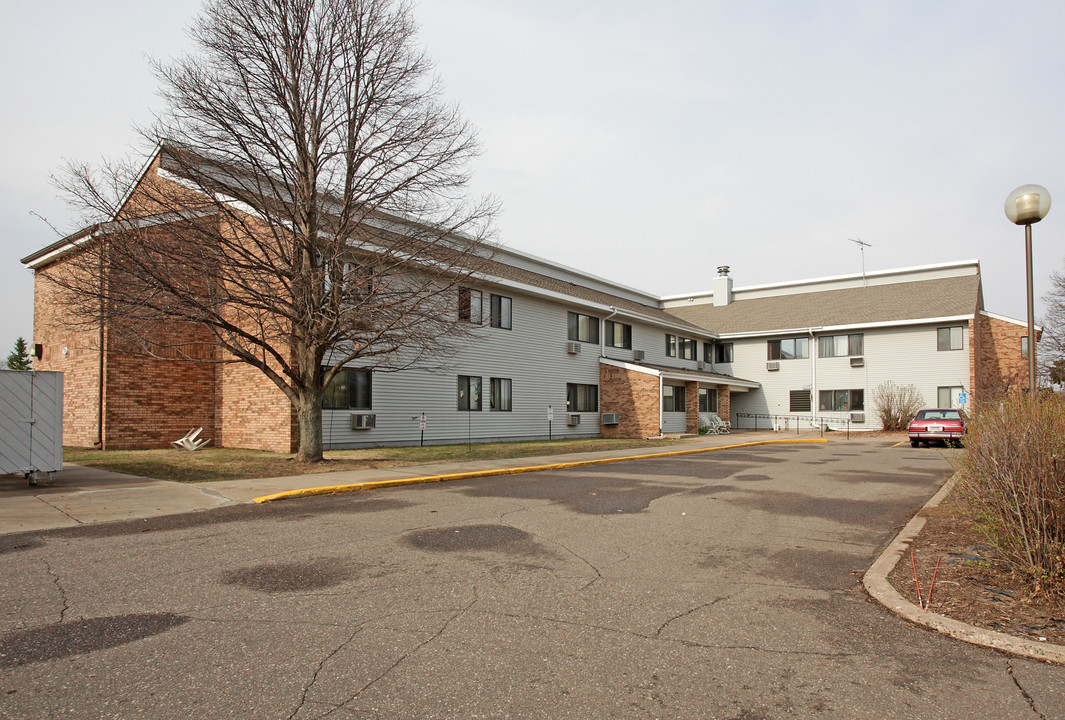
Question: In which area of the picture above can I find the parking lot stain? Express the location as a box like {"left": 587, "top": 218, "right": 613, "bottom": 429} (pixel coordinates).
{"left": 454, "top": 474, "right": 689, "bottom": 515}
{"left": 403, "top": 524, "right": 549, "bottom": 556}
{"left": 221, "top": 556, "right": 359, "bottom": 592}
{"left": 0, "top": 613, "right": 190, "bottom": 667}
{"left": 726, "top": 489, "right": 918, "bottom": 527}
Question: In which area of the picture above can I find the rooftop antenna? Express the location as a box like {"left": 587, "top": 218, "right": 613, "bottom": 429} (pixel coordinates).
{"left": 849, "top": 237, "right": 872, "bottom": 287}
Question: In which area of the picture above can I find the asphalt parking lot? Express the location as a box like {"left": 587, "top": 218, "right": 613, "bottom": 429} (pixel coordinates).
{"left": 2, "top": 439, "right": 1063, "bottom": 719}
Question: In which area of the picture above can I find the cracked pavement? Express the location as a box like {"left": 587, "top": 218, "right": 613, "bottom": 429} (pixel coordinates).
{"left": 1, "top": 440, "right": 1063, "bottom": 719}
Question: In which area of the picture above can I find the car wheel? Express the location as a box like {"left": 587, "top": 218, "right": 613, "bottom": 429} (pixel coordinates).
{"left": 910, "top": 440, "right": 919, "bottom": 448}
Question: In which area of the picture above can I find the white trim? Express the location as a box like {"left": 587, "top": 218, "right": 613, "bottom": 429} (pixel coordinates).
{"left": 23, "top": 209, "right": 220, "bottom": 269}
{"left": 109, "top": 143, "right": 163, "bottom": 222}
{"left": 979, "top": 310, "right": 1043, "bottom": 332}
{"left": 716, "top": 315, "right": 976, "bottom": 340}
{"left": 661, "top": 259, "right": 981, "bottom": 303}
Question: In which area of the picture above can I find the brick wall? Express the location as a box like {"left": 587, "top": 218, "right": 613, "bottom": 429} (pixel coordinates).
{"left": 32, "top": 268, "right": 102, "bottom": 447}
{"left": 975, "top": 313, "right": 1034, "bottom": 397}
{"left": 685, "top": 381, "right": 699, "bottom": 434}
{"left": 218, "top": 360, "right": 296, "bottom": 452}
{"left": 599, "top": 364, "right": 661, "bottom": 439}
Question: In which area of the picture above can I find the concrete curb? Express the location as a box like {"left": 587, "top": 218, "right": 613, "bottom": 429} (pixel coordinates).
{"left": 252, "top": 437, "right": 827, "bottom": 504}
{"left": 863, "top": 476, "right": 1065, "bottom": 665}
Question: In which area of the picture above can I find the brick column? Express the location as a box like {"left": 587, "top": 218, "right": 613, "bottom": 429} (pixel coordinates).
{"left": 719, "top": 386, "right": 732, "bottom": 426}
{"left": 685, "top": 381, "right": 700, "bottom": 434}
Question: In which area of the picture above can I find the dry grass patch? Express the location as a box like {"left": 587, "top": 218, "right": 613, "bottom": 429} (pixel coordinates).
{"left": 64, "top": 437, "right": 689, "bottom": 483}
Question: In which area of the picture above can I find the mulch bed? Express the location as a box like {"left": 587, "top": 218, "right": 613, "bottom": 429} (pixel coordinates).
{"left": 887, "top": 489, "right": 1065, "bottom": 646}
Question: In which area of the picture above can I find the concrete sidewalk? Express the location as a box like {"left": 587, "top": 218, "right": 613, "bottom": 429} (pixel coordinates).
{"left": 0, "top": 430, "right": 798, "bottom": 535}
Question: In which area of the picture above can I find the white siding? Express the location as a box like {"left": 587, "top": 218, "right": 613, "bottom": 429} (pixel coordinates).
{"left": 727, "top": 322, "right": 971, "bottom": 430}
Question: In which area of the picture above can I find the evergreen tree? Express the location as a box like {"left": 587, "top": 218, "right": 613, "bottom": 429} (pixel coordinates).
{"left": 6, "top": 337, "right": 32, "bottom": 371}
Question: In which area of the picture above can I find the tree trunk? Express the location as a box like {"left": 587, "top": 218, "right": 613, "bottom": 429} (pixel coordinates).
{"left": 295, "top": 387, "right": 325, "bottom": 463}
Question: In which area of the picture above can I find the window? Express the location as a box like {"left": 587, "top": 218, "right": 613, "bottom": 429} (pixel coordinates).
{"left": 490, "top": 377, "right": 512, "bottom": 411}
{"left": 489, "top": 294, "right": 512, "bottom": 329}
{"left": 818, "top": 334, "right": 864, "bottom": 357}
{"left": 819, "top": 389, "right": 864, "bottom": 412}
{"left": 937, "top": 326, "right": 964, "bottom": 351}
{"left": 789, "top": 390, "right": 811, "bottom": 413}
{"left": 666, "top": 334, "right": 695, "bottom": 359}
{"left": 459, "top": 287, "right": 482, "bottom": 324}
{"left": 699, "top": 387, "right": 718, "bottom": 413}
{"left": 457, "top": 375, "right": 482, "bottom": 411}
{"left": 715, "top": 343, "right": 734, "bottom": 364}
{"left": 768, "top": 337, "right": 809, "bottom": 360}
{"left": 662, "top": 385, "right": 685, "bottom": 412}
{"left": 322, "top": 368, "right": 372, "bottom": 409}
{"left": 679, "top": 337, "right": 695, "bottom": 360}
{"left": 566, "top": 383, "right": 598, "bottom": 412}
{"left": 938, "top": 386, "right": 963, "bottom": 408}
{"left": 604, "top": 320, "right": 632, "bottom": 349}
{"left": 568, "top": 312, "right": 599, "bottom": 343}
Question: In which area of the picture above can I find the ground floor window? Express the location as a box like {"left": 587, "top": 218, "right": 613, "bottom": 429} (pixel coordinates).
{"left": 789, "top": 390, "right": 811, "bottom": 413}
{"left": 490, "top": 377, "right": 512, "bottom": 411}
{"left": 819, "top": 389, "right": 864, "bottom": 412}
{"left": 699, "top": 387, "right": 718, "bottom": 413}
{"left": 457, "top": 375, "right": 482, "bottom": 411}
{"left": 662, "top": 385, "right": 686, "bottom": 412}
{"left": 322, "top": 368, "right": 372, "bottom": 409}
{"left": 566, "top": 383, "right": 598, "bottom": 412}
{"left": 938, "top": 386, "right": 963, "bottom": 408}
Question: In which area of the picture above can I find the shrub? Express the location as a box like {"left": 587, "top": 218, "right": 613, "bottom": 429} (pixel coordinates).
{"left": 955, "top": 394, "right": 1065, "bottom": 597}
{"left": 872, "top": 381, "right": 924, "bottom": 430}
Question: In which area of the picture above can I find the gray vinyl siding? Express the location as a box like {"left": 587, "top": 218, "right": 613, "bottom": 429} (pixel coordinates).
{"left": 322, "top": 287, "right": 605, "bottom": 448}
{"left": 727, "top": 322, "right": 972, "bottom": 430}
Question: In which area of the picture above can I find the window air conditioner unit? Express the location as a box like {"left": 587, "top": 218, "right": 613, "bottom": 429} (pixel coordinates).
{"left": 850, "top": 411, "right": 865, "bottom": 423}
{"left": 850, "top": 356, "right": 865, "bottom": 367}
{"left": 766, "top": 361, "right": 780, "bottom": 371}
{"left": 567, "top": 342, "right": 582, "bottom": 354}
{"left": 601, "top": 412, "right": 620, "bottom": 425}
{"left": 351, "top": 413, "right": 376, "bottom": 430}
{"left": 567, "top": 414, "right": 581, "bottom": 426}
{"left": 633, "top": 350, "right": 645, "bottom": 362}
{"left": 697, "top": 361, "right": 705, "bottom": 370}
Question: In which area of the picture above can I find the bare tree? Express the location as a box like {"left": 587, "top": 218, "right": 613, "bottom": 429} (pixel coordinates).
{"left": 51, "top": 0, "right": 496, "bottom": 461}
{"left": 872, "top": 381, "right": 925, "bottom": 430}
{"left": 1041, "top": 265, "right": 1065, "bottom": 387}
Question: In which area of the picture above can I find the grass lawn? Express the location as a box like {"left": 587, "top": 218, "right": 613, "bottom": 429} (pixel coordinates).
{"left": 63, "top": 437, "right": 689, "bottom": 483}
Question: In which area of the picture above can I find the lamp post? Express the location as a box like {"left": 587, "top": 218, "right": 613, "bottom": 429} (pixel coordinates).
{"left": 1004, "top": 184, "right": 1051, "bottom": 392}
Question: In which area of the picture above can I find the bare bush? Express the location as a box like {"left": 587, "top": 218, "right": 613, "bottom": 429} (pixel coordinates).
{"left": 872, "top": 381, "right": 925, "bottom": 430}
{"left": 955, "top": 394, "right": 1065, "bottom": 597}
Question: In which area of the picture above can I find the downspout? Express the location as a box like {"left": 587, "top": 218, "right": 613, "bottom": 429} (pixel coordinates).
{"left": 95, "top": 241, "right": 105, "bottom": 449}
{"left": 809, "top": 328, "right": 816, "bottom": 430}
{"left": 601, "top": 307, "right": 619, "bottom": 357}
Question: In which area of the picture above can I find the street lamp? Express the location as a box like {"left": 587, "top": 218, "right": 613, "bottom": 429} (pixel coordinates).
{"left": 1004, "top": 184, "right": 1051, "bottom": 392}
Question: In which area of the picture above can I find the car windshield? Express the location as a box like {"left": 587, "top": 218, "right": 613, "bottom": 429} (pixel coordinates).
{"left": 916, "top": 410, "right": 962, "bottom": 421}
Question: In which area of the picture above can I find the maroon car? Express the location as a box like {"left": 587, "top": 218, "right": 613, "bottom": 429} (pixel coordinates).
{"left": 908, "top": 408, "right": 966, "bottom": 447}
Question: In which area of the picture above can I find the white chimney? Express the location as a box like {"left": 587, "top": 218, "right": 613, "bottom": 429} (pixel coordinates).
{"left": 714, "top": 265, "right": 733, "bottom": 306}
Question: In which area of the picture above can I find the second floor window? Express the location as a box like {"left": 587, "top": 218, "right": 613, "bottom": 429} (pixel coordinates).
{"left": 768, "top": 337, "right": 809, "bottom": 360}
{"left": 490, "top": 294, "right": 512, "bottom": 329}
{"left": 459, "top": 287, "right": 482, "bottom": 324}
{"left": 818, "top": 334, "right": 863, "bottom": 357}
{"left": 604, "top": 320, "right": 632, "bottom": 349}
{"left": 937, "top": 326, "right": 964, "bottom": 351}
{"left": 568, "top": 312, "right": 599, "bottom": 343}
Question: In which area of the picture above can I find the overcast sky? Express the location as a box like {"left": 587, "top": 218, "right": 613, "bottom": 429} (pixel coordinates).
{"left": 3, "top": 0, "right": 1063, "bottom": 352}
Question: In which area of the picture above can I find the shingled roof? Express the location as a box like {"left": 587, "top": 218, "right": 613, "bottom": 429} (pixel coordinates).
{"left": 665, "top": 273, "right": 983, "bottom": 335}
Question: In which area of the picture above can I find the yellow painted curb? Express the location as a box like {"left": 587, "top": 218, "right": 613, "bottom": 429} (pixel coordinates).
{"left": 253, "top": 438, "right": 827, "bottom": 504}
